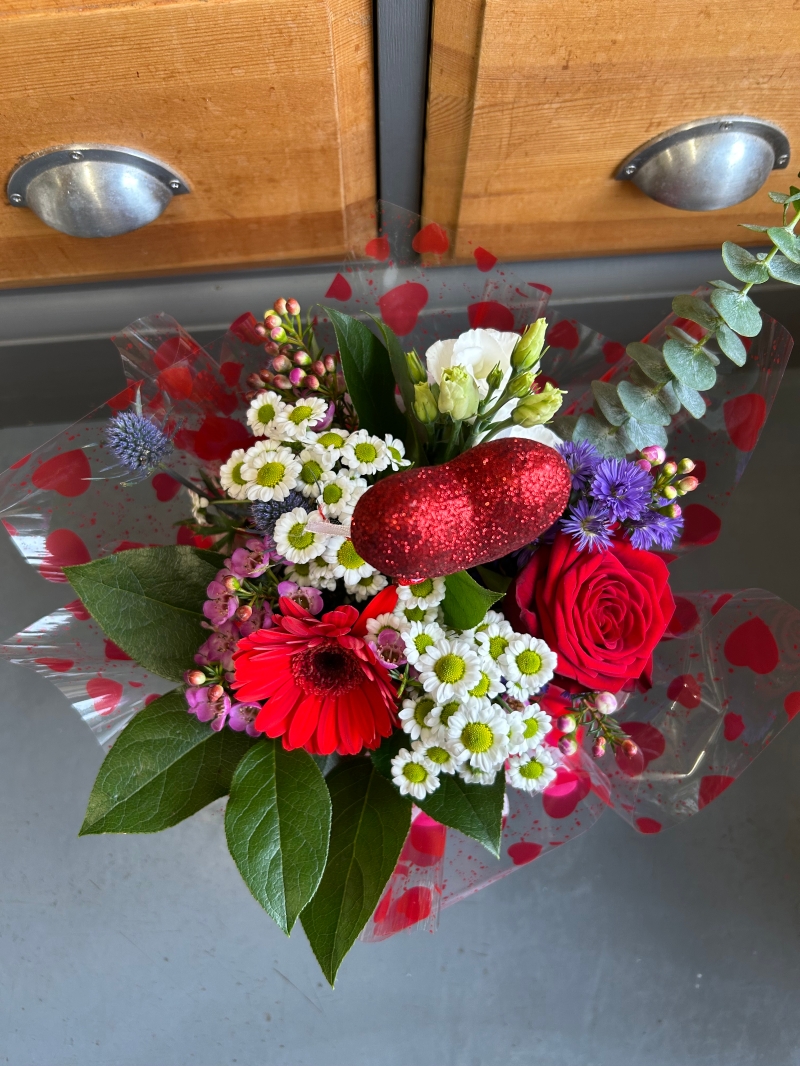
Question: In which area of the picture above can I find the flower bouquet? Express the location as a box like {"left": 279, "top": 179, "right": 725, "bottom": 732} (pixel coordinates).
{"left": 2, "top": 192, "right": 800, "bottom": 985}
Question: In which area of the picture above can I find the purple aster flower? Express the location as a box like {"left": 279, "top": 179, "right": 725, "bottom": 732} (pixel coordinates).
{"left": 626, "top": 510, "right": 684, "bottom": 551}
{"left": 591, "top": 457, "right": 652, "bottom": 521}
{"left": 560, "top": 498, "right": 614, "bottom": 552}
{"left": 557, "top": 440, "right": 601, "bottom": 490}
{"left": 186, "top": 686, "right": 231, "bottom": 731}
{"left": 228, "top": 702, "right": 261, "bottom": 737}
{"left": 276, "top": 581, "right": 324, "bottom": 615}
{"left": 105, "top": 410, "right": 173, "bottom": 473}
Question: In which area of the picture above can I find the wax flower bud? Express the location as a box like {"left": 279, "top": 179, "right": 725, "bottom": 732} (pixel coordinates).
{"left": 246, "top": 372, "right": 263, "bottom": 389}
{"left": 594, "top": 691, "right": 618, "bottom": 715}
{"left": 311, "top": 359, "right": 326, "bottom": 377}
{"left": 512, "top": 318, "right": 548, "bottom": 369}
{"left": 676, "top": 476, "right": 699, "bottom": 494}
{"left": 270, "top": 326, "right": 286, "bottom": 342}
{"left": 640, "top": 445, "right": 666, "bottom": 465}
{"left": 324, "top": 354, "right": 337, "bottom": 373}
{"left": 293, "top": 351, "right": 312, "bottom": 367}
{"left": 508, "top": 369, "right": 537, "bottom": 398}
{"left": 207, "top": 684, "right": 224, "bottom": 702}
{"left": 405, "top": 349, "right": 427, "bottom": 385}
{"left": 621, "top": 738, "right": 639, "bottom": 759}
{"left": 665, "top": 502, "right": 682, "bottom": 519}
{"left": 677, "top": 457, "right": 696, "bottom": 474}
{"left": 286, "top": 298, "right": 300, "bottom": 315}
{"left": 289, "top": 367, "right": 306, "bottom": 386}
{"left": 271, "top": 355, "right": 291, "bottom": 374}
{"left": 413, "top": 382, "right": 439, "bottom": 423}
{"left": 259, "top": 370, "right": 274, "bottom": 386}
{"left": 662, "top": 460, "right": 677, "bottom": 477}
{"left": 234, "top": 604, "right": 253, "bottom": 622}
{"left": 264, "top": 313, "right": 281, "bottom": 330}
{"left": 222, "top": 575, "right": 240, "bottom": 593}
{"left": 184, "top": 669, "right": 206, "bottom": 687}
{"left": 438, "top": 366, "right": 480, "bottom": 421}
{"left": 273, "top": 374, "right": 292, "bottom": 390}
{"left": 271, "top": 298, "right": 287, "bottom": 315}
{"left": 558, "top": 735, "right": 578, "bottom": 756}
{"left": 635, "top": 458, "right": 652, "bottom": 473}
{"left": 304, "top": 374, "right": 320, "bottom": 390}
{"left": 511, "top": 382, "right": 564, "bottom": 427}
{"left": 556, "top": 714, "right": 576, "bottom": 733}
{"left": 254, "top": 323, "right": 267, "bottom": 337}
{"left": 662, "top": 484, "right": 678, "bottom": 500}
{"left": 591, "top": 737, "right": 607, "bottom": 759}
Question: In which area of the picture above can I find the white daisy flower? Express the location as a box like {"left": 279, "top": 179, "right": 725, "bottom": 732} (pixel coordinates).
{"left": 447, "top": 697, "right": 510, "bottom": 772}
{"left": 398, "top": 695, "right": 438, "bottom": 741}
{"left": 276, "top": 397, "right": 329, "bottom": 442}
{"left": 416, "top": 637, "right": 482, "bottom": 703}
{"left": 295, "top": 446, "right": 336, "bottom": 499}
{"left": 412, "top": 737, "right": 457, "bottom": 774}
{"left": 284, "top": 558, "right": 337, "bottom": 591}
{"left": 219, "top": 448, "right": 252, "bottom": 500}
{"left": 424, "top": 698, "right": 463, "bottom": 742}
{"left": 384, "top": 434, "right": 411, "bottom": 471}
{"left": 340, "top": 429, "right": 390, "bottom": 475}
{"left": 323, "top": 536, "right": 376, "bottom": 587}
{"left": 246, "top": 390, "right": 287, "bottom": 437}
{"left": 507, "top": 703, "right": 552, "bottom": 755}
{"left": 474, "top": 618, "right": 516, "bottom": 664}
{"left": 351, "top": 571, "right": 389, "bottom": 602}
{"left": 499, "top": 635, "right": 557, "bottom": 697}
{"left": 401, "top": 619, "right": 445, "bottom": 665}
{"left": 467, "top": 658, "right": 504, "bottom": 700}
{"left": 391, "top": 748, "right": 440, "bottom": 800}
{"left": 396, "top": 576, "right": 446, "bottom": 610}
{"left": 397, "top": 603, "right": 439, "bottom": 626}
{"left": 242, "top": 446, "right": 302, "bottom": 503}
{"left": 188, "top": 489, "right": 210, "bottom": 524}
{"left": 317, "top": 470, "right": 367, "bottom": 518}
{"left": 273, "top": 507, "right": 327, "bottom": 564}
{"left": 506, "top": 749, "right": 558, "bottom": 793}
{"left": 365, "top": 612, "right": 404, "bottom": 639}
{"left": 458, "top": 765, "right": 497, "bottom": 786}
{"left": 310, "top": 428, "right": 351, "bottom": 461}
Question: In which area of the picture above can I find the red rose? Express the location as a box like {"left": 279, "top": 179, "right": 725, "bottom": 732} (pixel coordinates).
{"left": 512, "top": 532, "right": 675, "bottom": 693}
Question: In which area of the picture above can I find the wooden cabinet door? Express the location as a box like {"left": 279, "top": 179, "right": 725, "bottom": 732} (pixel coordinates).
{"left": 423, "top": 0, "right": 800, "bottom": 261}
{"left": 0, "top": 0, "right": 374, "bottom": 287}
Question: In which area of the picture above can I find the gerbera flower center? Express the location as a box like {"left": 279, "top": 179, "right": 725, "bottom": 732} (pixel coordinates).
{"left": 488, "top": 635, "right": 509, "bottom": 660}
{"left": 288, "top": 522, "right": 314, "bottom": 549}
{"left": 256, "top": 461, "right": 286, "bottom": 488}
{"left": 426, "top": 746, "right": 450, "bottom": 765}
{"left": 318, "top": 431, "right": 345, "bottom": 448}
{"left": 230, "top": 461, "right": 247, "bottom": 485}
{"left": 519, "top": 759, "right": 545, "bottom": 780}
{"left": 434, "top": 653, "right": 466, "bottom": 683}
{"left": 469, "top": 672, "right": 491, "bottom": 698}
{"left": 410, "top": 578, "right": 433, "bottom": 598}
{"left": 354, "top": 442, "right": 377, "bottom": 463}
{"left": 516, "top": 650, "right": 543, "bottom": 675}
{"left": 291, "top": 640, "right": 365, "bottom": 697}
{"left": 337, "top": 539, "right": 364, "bottom": 569}
{"left": 300, "top": 460, "right": 322, "bottom": 484}
{"left": 414, "top": 698, "right": 435, "bottom": 726}
{"left": 322, "top": 483, "right": 343, "bottom": 504}
{"left": 403, "top": 763, "right": 427, "bottom": 783}
{"left": 257, "top": 402, "right": 275, "bottom": 425}
{"left": 461, "top": 722, "right": 493, "bottom": 753}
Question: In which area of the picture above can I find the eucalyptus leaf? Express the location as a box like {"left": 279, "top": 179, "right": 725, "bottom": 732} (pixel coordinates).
{"left": 80, "top": 690, "right": 257, "bottom": 835}
{"left": 225, "top": 740, "right": 331, "bottom": 934}
{"left": 663, "top": 340, "right": 717, "bottom": 390}
{"left": 709, "top": 288, "right": 762, "bottom": 338}
{"left": 766, "top": 228, "right": 800, "bottom": 265}
{"left": 65, "top": 546, "right": 220, "bottom": 682}
{"left": 573, "top": 413, "right": 628, "bottom": 458}
{"left": 710, "top": 279, "right": 740, "bottom": 289}
{"left": 301, "top": 760, "right": 411, "bottom": 986}
{"left": 769, "top": 191, "right": 800, "bottom": 205}
{"left": 441, "top": 570, "right": 502, "bottom": 631}
{"left": 417, "top": 772, "right": 505, "bottom": 857}
{"left": 768, "top": 253, "right": 800, "bottom": 285}
{"left": 326, "top": 308, "right": 407, "bottom": 439}
{"left": 626, "top": 341, "right": 672, "bottom": 384}
{"left": 673, "top": 379, "right": 706, "bottom": 419}
{"left": 671, "top": 294, "right": 721, "bottom": 330}
{"left": 738, "top": 224, "right": 771, "bottom": 233}
{"left": 550, "top": 414, "right": 578, "bottom": 440}
{"left": 721, "top": 242, "right": 770, "bottom": 284}
{"left": 716, "top": 323, "right": 747, "bottom": 366}
{"left": 618, "top": 417, "right": 667, "bottom": 452}
{"left": 659, "top": 380, "right": 681, "bottom": 416}
{"left": 590, "top": 380, "right": 628, "bottom": 426}
{"left": 617, "top": 381, "right": 671, "bottom": 426}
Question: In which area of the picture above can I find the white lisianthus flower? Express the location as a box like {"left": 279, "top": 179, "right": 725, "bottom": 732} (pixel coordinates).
{"left": 317, "top": 470, "right": 367, "bottom": 518}
{"left": 242, "top": 446, "right": 302, "bottom": 503}
{"left": 275, "top": 397, "right": 329, "bottom": 442}
{"left": 219, "top": 448, "right": 252, "bottom": 500}
{"left": 396, "top": 576, "right": 446, "bottom": 611}
{"left": 416, "top": 638, "right": 482, "bottom": 703}
{"left": 401, "top": 619, "right": 445, "bottom": 665}
{"left": 391, "top": 748, "right": 440, "bottom": 800}
{"left": 425, "top": 328, "right": 519, "bottom": 400}
{"left": 447, "top": 697, "right": 510, "bottom": 772}
{"left": 412, "top": 737, "right": 457, "bottom": 775}
{"left": 273, "top": 507, "right": 327, "bottom": 564}
{"left": 384, "top": 434, "right": 411, "bottom": 471}
{"left": 340, "top": 429, "right": 390, "bottom": 475}
{"left": 506, "top": 749, "right": 558, "bottom": 793}
{"left": 246, "top": 390, "right": 287, "bottom": 437}
{"left": 351, "top": 571, "right": 389, "bottom": 602}
{"left": 507, "top": 703, "right": 552, "bottom": 754}
{"left": 499, "top": 635, "right": 557, "bottom": 698}
{"left": 398, "top": 695, "right": 438, "bottom": 741}
{"left": 323, "top": 536, "right": 376, "bottom": 587}
{"left": 295, "top": 446, "right": 336, "bottom": 499}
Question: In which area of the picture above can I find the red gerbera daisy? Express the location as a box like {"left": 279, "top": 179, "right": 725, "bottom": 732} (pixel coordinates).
{"left": 232, "top": 587, "right": 399, "bottom": 756}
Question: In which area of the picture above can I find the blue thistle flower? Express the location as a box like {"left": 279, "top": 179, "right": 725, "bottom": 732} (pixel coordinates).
{"left": 105, "top": 411, "right": 173, "bottom": 473}
{"left": 250, "top": 491, "right": 306, "bottom": 537}
{"left": 557, "top": 440, "right": 601, "bottom": 490}
{"left": 560, "top": 498, "right": 614, "bottom": 552}
{"left": 591, "top": 457, "right": 652, "bottom": 521}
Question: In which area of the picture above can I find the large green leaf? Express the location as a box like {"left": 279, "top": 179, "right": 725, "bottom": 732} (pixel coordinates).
{"left": 709, "top": 289, "right": 762, "bottom": 338}
{"left": 720, "top": 243, "right": 770, "bottom": 284}
{"left": 768, "top": 253, "right": 800, "bottom": 285}
{"left": 80, "top": 690, "right": 257, "bottom": 834}
{"left": 301, "top": 760, "right": 411, "bottom": 986}
{"left": 225, "top": 740, "right": 332, "bottom": 934}
{"left": 617, "top": 381, "right": 672, "bottom": 426}
{"left": 417, "top": 772, "right": 505, "bottom": 857}
{"left": 767, "top": 227, "right": 800, "bottom": 265}
{"left": 441, "top": 570, "right": 503, "bottom": 631}
{"left": 326, "top": 307, "right": 407, "bottom": 440}
{"left": 369, "top": 315, "right": 430, "bottom": 457}
{"left": 663, "top": 339, "right": 717, "bottom": 391}
{"left": 370, "top": 729, "right": 412, "bottom": 781}
{"left": 65, "top": 546, "right": 219, "bottom": 682}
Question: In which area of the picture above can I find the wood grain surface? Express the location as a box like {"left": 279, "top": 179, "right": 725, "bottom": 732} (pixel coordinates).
{"left": 0, "top": 0, "right": 375, "bottom": 286}
{"left": 422, "top": 0, "right": 800, "bottom": 261}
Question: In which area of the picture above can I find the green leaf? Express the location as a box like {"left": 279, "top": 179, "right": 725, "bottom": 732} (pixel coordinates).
{"left": 768, "top": 190, "right": 800, "bottom": 205}
{"left": 659, "top": 380, "right": 681, "bottom": 416}
{"left": 663, "top": 339, "right": 717, "bottom": 390}
{"left": 710, "top": 278, "right": 740, "bottom": 289}
{"left": 301, "top": 760, "right": 411, "bottom": 986}
{"left": 550, "top": 414, "right": 578, "bottom": 440}
{"left": 626, "top": 341, "right": 672, "bottom": 384}
{"left": 370, "top": 730, "right": 412, "bottom": 782}
{"left": 738, "top": 225, "right": 771, "bottom": 233}
{"left": 225, "top": 740, "right": 331, "bottom": 934}
{"left": 618, "top": 417, "right": 667, "bottom": 452}
{"left": 441, "top": 570, "right": 503, "bottom": 631}
{"left": 721, "top": 242, "right": 770, "bottom": 284}
{"left": 65, "top": 546, "right": 221, "bottom": 682}
{"left": 768, "top": 253, "right": 800, "bottom": 285}
{"left": 368, "top": 315, "right": 430, "bottom": 454}
{"left": 475, "top": 566, "right": 513, "bottom": 594}
{"left": 767, "top": 227, "right": 800, "bottom": 265}
{"left": 617, "top": 381, "right": 672, "bottom": 426}
{"left": 325, "top": 307, "right": 407, "bottom": 440}
{"left": 312, "top": 754, "right": 341, "bottom": 777}
{"left": 573, "top": 412, "right": 628, "bottom": 458}
{"left": 590, "top": 380, "right": 628, "bottom": 426}
{"left": 416, "top": 772, "right": 505, "bottom": 857}
{"left": 716, "top": 323, "right": 747, "bottom": 366}
{"left": 673, "top": 380, "right": 706, "bottom": 419}
{"left": 80, "top": 690, "right": 257, "bottom": 834}
{"left": 671, "top": 294, "right": 721, "bottom": 330}
{"left": 709, "top": 288, "right": 762, "bottom": 338}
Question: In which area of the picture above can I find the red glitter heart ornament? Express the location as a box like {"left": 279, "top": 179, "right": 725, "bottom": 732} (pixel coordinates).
{"left": 350, "top": 438, "right": 571, "bottom": 581}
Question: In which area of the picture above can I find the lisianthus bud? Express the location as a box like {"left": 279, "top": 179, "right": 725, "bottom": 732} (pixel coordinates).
{"left": 289, "top": 367, "right": 306, "bottom": 386}
{"left": 511, "top": 382, "right": 564, "bottom": 427}
{"left": 438, "top": 366, "right": 480, "bottom": 420}
{"left": 184, "top": 669, "right": 206, "bottom": 687}
{"left": 286, "top": 298, "right": 300, "bottom": 315}
{"left": 413, "top": 383, "right": 438, "bottom": 423}
{"left": 558, "top": 736, "right": 578, "bottom": 756}
{"left": 594, "top": 691, "right": 618, "bottom": 715}
{"left": 271, "top": 355, "right": 291, "bottom": 374}
{"left": 556, "top": 714, "right": 576, "bottom": 733}
{"left": 264, "top": 313, "right": 281, "bottom": 330}
{"left": 640, "top": 445, "right": 666, "bottom": 465}
{"left": 677, "top": 457, "right": 695, "bottom": 474}
{"left": 676, "top": 476, "right": 699, "bottom": 494}
{"left": 273, "top": 298, "right": 287, "bottom": 315}
{"left": 508, "top": 369, "right": 537, "bottom": 398}
{"left": 512, "top": 318, "right": 548, "bottom": 369}
{"left": 405, "top": 349, "right": 427, "bottom": 384}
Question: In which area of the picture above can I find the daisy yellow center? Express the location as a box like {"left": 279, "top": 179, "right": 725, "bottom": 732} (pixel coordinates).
{"left": 488, "top": 634, "right": 509, "bottom": 660}
{"left": 413, "top": 633, "right": 435, "bottom": 654}
{"left": 354, "top": 441, "right": 378, "bottom": 463}
{"left": 403, "top": 762, "right": 427, "bottom": 783}
{"left": 288, "top": 522, "right": 314, "bottom": 549}
{"left": 318, "top": 432, "right": 345, "bottom": 448}
{"left": 519, "top": 759, "right": 545, "bottom": 780}
{"left": 230, "top": 461, "right": 247, "bottom": 486}
{"left": 461, "top": 722, "right": 493, "bottom": 753}
{"left": 257, "top": 402, "right": 275, "bottom": 425}
{"left": 404, "top": 607, "right": 427, "bottom": 623}
{"left": 292, "top": 562, "right": 311, "bottom": 577}
{"left": 469, "top": 672, "right": 491, "bottom": 698}
{"left": 322, "top": 483, "right": 343, "bottom": 504}
{"left": 435, "top": 654, "right": 466, "bottom": 684}
{"left": 300, "top": 460, "right": 322, "bottom": 484}
{"left": 426, "top": 746, "right": 450, "bottom": 765}
{"left": 256, "top": 461, "right": 286, "bottom": 488}
{"left": 517, "top": 649, "right": 543, "bottom": 675}
{"left": 414, "top": 698, "right": 435, "bottom": 726}
{"left": 440, "top": 701, "right": 460, "bottom": 725}
{"left": 289, "top": 405, "right": 314, "bottom": 425}
{"left": 523, "top": 716, "right": 541, "bottom": 740}
{"left": 411, "top": 578, "right": 434, "bottom": 598}
{"left": 337, "top": 539, "right": 364, "bottom": 569}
